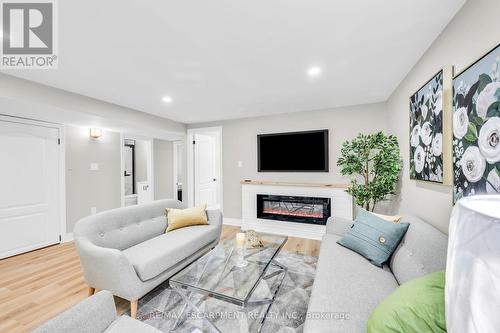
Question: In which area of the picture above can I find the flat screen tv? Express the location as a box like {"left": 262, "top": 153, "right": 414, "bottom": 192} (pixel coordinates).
{"left": 257, "top": 130, "right": 329, "bottom": 172}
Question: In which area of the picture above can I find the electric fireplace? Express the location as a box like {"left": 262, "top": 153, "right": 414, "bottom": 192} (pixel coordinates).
{"left": 256, "top": 194, "right": 331, "bottom": 225}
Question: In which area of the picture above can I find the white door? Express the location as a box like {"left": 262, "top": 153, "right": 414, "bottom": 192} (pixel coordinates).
{"left": 194, "top": 133, "right": 219, "bottom": 209}
{"left": 0, "top": 120, "right": 61, "bottom": 259}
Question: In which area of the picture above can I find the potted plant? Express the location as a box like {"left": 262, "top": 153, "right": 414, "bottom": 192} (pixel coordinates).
{"left": 337, "top": 132, "right": 402, "bottom": 211}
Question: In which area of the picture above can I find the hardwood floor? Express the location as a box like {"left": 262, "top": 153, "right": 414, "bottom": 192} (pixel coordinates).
{"left": 0, "top": 225, "right": 321, "bottom": 332}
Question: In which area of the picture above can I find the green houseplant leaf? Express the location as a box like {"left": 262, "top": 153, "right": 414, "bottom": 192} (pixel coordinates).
{"left": 337, "top": 132, "right": 402, "bottom": 211}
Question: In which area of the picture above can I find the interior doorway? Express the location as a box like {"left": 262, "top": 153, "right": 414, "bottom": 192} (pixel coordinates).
{"left": 121, "top": 136, "right": 154, "bottom": 206}
{"left": 173, "top": 141, "right": 183, "bottom": 201}
{"left": 187, "top": 127, "right": 222, "bottom": 211}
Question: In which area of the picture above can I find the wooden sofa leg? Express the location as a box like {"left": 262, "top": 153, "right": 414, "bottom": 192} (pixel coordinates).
{"left": 130, "top": 300, "right": 138, "bottom": 319}
{"left": 88, "top": 287, "right": 95, "bottom": 296}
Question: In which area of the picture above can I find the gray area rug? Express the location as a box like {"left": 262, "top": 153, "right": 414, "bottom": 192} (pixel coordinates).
{"left": 133, "top": 252, "right": 317, "bottom": 333}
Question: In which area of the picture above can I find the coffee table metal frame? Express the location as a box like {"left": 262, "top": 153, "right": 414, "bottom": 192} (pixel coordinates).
{"left": 169, "top": 235, "right": 288, "bottom": 333}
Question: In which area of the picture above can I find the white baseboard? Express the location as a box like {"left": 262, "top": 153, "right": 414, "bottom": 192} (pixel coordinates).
{"left": 224, "top": 217, "right": 324, "bottom": 240}
{"left": 223, "top": 218, "right": 242, "bottom": 227}
{"left": 61, "top": 232, "right": 74, "bottom": 243}
{"left": 241, "top": 218, "right": 325, "bottom": 240}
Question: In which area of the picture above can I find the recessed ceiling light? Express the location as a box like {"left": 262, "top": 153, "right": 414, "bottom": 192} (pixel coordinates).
{"left": 307, "top": 66, "right": 322, "bottom": 77}
{"left": 162, "top": 96, "right": 173, "bottom": 104}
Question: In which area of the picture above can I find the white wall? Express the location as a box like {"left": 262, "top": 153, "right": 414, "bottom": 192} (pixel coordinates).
{"left": 0, "top": 73, "right": 186, "bottom": 140}
{"left": 65, "top": 126, "right": 121, "bottom": 232}
{"left": 154, "top": 139, "right": 175, "bottom": 200}
{"left": 189, "top": 103, "right": 387, "bottom": 219}
{"left": 386, "top": 0, "right": 500, "bottom": 233}
{"left": 4, "top": 0, "right": 498, "bottom": 234}
{"left": 134, "top": 139, "right": 149, "bottom": 183}
{"left": 0, "top": 74, "right": 186, "bottom": 233}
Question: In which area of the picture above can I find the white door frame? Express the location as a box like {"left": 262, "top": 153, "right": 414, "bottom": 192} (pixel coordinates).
{"left": 0, "top": 114, "right": 67, "bottom": 244}
{"left": 120, "top": 135, "right": 155, "bottom": 206}
{"left": 172, "top": 141, "right": 182, "bottom": 201}
{"left": 187, "top": 127, "right": 223, "bottom": 211}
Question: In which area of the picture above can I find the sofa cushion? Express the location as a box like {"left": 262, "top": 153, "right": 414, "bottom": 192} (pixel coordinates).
{"left": 104, "top": 315, "right": 162, "bottom": 333}
{"left": 325, "top": 216, "right": 354, "bottom": 236}
{"left": 337, "top": 209, "right": 409, "bottom": 267}
{"left": 74, "top": 199, "right": 186, "bottom": 250}
{"left": 367, "top": 271, "right": 446, "bottom": 333}
{"left": 389, "top": 216, "right": 447, "bottom": 284}
{"left": 165, "top": 204, "right": 208, "bottom": 232}
{"left": 372, "top": 212, "right": 403, "bottom": 223}
{"left": 304, "top": 234, "right": 399, "bottom": 333}
{"left": 123, "top": 225, "right": 219, "bottom": 281}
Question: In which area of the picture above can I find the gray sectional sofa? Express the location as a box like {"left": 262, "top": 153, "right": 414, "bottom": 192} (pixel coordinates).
{"left": 74, "top": 199, "right": 222, "bottom": 318}
{"left": 304, "top": 215, "right": 448, "bottom": 333}
{"left": 32, "top": 291, "right": 161, "bottom": 333}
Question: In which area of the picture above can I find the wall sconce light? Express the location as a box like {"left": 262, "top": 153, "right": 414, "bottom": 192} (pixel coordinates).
{"left": 89, "top": 128, "right": 102, "bottom": 139}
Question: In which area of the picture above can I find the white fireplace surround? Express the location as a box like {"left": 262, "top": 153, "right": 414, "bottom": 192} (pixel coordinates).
{"left": 241, "top": 181, "right": 353, "bottom": 240}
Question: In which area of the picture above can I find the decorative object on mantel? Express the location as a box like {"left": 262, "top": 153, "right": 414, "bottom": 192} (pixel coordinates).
{"left": 452, "top": 43, "right": 500, "bottom": 203}
{"left": 446, "top": 195, "right": 500, "bottom": 333}
{"left": 246, "top": 229, "right": 264, "bottom": 248}
{"left": 337, "top": 132, "right": 402, "bottom": 211}
{"left": 409, "top": 67, "right": 453, "bottom": 184}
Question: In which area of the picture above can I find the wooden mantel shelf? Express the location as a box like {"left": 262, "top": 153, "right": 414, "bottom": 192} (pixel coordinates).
{"left": 240, "top": 180, "right": 349, "bottom": 189}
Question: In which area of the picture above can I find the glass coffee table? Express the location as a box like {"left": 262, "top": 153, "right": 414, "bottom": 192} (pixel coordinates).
{"left": 169, "top": 232, "right": 288, "bottom": 333}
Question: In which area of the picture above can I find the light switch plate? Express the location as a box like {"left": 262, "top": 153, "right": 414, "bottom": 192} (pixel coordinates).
{"left": 89, "top": 163, "right": 99, "bottom": 171}
{"left": 237, "top": 161, "right": 243, "bottom": 168}
{"left": 90, "top": 207, "right": 97, "bottom": 215}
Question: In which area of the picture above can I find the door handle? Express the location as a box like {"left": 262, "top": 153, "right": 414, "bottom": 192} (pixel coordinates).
{"left": 213, "top": 178, "right": 216, "bottom": 182}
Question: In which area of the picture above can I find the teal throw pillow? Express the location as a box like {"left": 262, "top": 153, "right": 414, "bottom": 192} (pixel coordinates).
{"left": 337, "top": 209, "right": 409, "bottom": 267}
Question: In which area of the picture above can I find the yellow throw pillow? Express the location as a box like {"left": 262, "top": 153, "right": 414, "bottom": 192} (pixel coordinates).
{"left": 373, "top": 212, "right": 403, "bottom": 223}
{"left": 165, "top": 204, "right": 208, "bottom": 232}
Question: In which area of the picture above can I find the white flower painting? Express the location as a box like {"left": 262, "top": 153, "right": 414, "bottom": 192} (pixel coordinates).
{"left": 453, "top": 107, "right": 469, "bottom": 139}
{"left": 478, "top": 117, "right": 500, "bottom": 163}
{"left": 453, "top": 44, "right": 500, "bottom": 202}
{"left": 460, "top": 146, "right": 486, "bottom": 183}
{"left": 414, "top": 145, "right": 425, "bottom": 173}
{"left": 410, "top": 70, "right": 445, "bottom": 183}
{"left": 432, "top": 133, "right": 443, "bottom": 156}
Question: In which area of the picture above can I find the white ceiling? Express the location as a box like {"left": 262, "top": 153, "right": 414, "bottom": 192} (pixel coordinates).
{"left": 3, "top": 0, "right": 466, "bottom": 124}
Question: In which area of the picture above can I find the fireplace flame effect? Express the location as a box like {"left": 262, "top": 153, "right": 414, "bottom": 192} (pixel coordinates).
{"left": 262, "top": 207, "right": 323, "bottom": 218}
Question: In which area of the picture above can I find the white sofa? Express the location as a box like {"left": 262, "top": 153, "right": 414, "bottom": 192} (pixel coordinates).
{"left": 74, "top": 199, "right": 222, "bottom": 317}
{"left": 304, "top": 215, "right": 448, "bottom": 332}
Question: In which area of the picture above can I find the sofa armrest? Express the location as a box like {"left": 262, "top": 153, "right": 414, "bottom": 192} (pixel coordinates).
{"left": 325, "top": 216, "right": 354, "bottom": 236}
{"left": 75, "top": 239, "right": 143, "bottom": 301}
{"left": 31, "top": 291, "right": 117, "bottom": 333}
{"left": 206, "top": 209, "right": 223, "bottom": 230}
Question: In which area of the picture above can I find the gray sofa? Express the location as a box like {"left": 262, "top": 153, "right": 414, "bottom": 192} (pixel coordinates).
{"left": 74, "top": 199, "right": 222, "bottom": 318}
{"left": 32, "top": 291, "right": 161, "bottom": 333}
{"left": 304, "top": 215, "right": 448, "bottom": 333}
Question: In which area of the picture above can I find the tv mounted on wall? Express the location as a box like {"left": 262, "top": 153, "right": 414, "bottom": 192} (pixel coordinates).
{"left": 257, "top": 130, "right": 329, "bottom": 172}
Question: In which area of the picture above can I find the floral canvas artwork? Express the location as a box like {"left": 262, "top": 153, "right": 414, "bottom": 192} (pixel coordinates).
{"left": 410, "top": 70, "right": 445, "bottom": 183}
{"left": 453, "top": 44, "right": 500, "bottom": 202}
